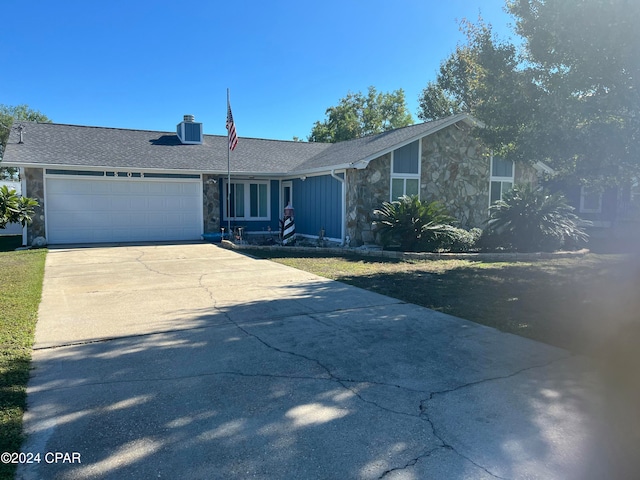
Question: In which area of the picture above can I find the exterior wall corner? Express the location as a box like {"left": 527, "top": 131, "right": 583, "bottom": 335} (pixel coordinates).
{"left": 23, "top": 167, "right": 46, "bottom": 245}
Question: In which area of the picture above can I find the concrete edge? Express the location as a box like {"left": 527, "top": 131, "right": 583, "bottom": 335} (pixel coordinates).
{"left": 219, "top": 240, "right": 591, "bottom": 262}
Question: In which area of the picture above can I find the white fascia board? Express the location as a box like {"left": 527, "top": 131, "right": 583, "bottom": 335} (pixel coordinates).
{"left": 533, "top": 161, "right": 555, "bottom": 175}
{"left": 10, "top": 162, "right": 204, "bottom": 175}
{"left": 286, "top": 163, "right": 356, "bottom": 177}
{"left": 211, "top": 171, "right": 286, "bottom": 178}
{"left": 279, "top": 169, "right": 346, "bottom": 181}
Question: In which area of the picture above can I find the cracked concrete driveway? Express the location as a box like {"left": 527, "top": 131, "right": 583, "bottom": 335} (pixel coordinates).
{"left": 17, "top": 244, "right": 624, "bottom": 479}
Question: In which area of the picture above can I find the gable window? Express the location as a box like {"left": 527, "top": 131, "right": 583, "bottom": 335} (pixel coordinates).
{"left": 391, "top": 140, "right": 420, "bottom": 200}
{"left": 224, "top": 180, "right": 270, "bottom": 220}
{"left": 580, "top": 186, "right": 602, "bottom": 213}
{"left": 489, "top": 157, "right": 514, "bottom": 204}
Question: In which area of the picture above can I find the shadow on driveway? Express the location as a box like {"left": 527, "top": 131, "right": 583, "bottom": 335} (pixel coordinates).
{"left": 17, "top": 245, "right": 636, "bottom": 479}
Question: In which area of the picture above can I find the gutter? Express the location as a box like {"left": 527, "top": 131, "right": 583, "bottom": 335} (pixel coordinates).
{"left": 331, "top": 169, "right": 347, "bottom": 245}
{"left": 20, "top": 167, "right": 27, "bottom": 246}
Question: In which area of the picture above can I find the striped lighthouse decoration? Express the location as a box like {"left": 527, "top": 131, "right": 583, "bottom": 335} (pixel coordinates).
{"left": 282, "top": 202, "right": 296, "bottom": 245}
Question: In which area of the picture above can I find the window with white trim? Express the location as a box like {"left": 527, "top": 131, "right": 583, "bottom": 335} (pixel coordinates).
{"left": 390, "top": 140, "right": 420, "bottom": 200}
{"left": 489, "top": 157, "right": 514, "bottom": 204}
{"left": 580, "top": 186, "right": 602, "bottom": 213}
{"left": 224, "top": 180, "right": 270, "bottom": 220}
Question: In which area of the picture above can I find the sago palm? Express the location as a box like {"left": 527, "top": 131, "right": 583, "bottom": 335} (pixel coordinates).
{"left": 373, "top": 195, "right": 456, "bottom": 251}
{"left": 486, "top": 184, "right": 588, "bottom": 252}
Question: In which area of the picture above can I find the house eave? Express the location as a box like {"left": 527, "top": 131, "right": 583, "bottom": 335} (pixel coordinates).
{"left": 357, "top": 113, "right": 478, "bottom": 168}
{"left": 4, "top": 162, "right": 206, "bottom": 175}
{"left": 533, "top": 161, "right": 555, "bottom": 175}
{"left": 287, "top": 162, "right": 361, "bottom": 176}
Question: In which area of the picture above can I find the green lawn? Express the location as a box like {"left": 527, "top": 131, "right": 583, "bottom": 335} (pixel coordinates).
{"left": 0, "top": 249, "right": 46, "bottom": 480}
{"left": 251, "top": 251, "right": 640, "bottom": 355}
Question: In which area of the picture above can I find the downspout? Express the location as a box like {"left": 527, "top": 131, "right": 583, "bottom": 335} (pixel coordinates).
{"left": 330, "top": 169, "right": 346, "bottom": 246}
{"left": 20, "top": 167, "right": 27, "bottom": 247}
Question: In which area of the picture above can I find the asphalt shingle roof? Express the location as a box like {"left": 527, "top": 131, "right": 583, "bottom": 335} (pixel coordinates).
{"left": 2, "top": 114, "right": 473, "bottom": 175}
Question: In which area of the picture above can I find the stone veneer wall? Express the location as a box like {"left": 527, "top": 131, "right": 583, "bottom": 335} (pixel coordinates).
{"left": 420, "top": 123, "right": 490, "bottom": 228}
{"left": 202, "top": 174, "right": 220, "bottom": 233}
{"left": 345, "top": 122, "right": 491, "bottom": 246}
{"left": 24, "top": 167, "right": 46, "bottom": 244}
{"left": 345, "top": 153, "right": 391, "bottom": 245}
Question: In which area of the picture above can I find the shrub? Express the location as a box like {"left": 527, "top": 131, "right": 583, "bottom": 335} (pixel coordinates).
{"left": 444, "top": 227, "right": 483, "bottom": 252}
{"left": 373, "top": 196, "right": 457, "bottom": 252}
{"left": 0, "top": 185, "right": 38, "bottom": 229}
{"left": 486, "top": 184, "right": 588, "bottom": 252}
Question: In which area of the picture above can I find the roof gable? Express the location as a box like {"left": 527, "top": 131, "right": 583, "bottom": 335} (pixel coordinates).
{"left": 291, "top": 113, "right": 477, "bottom": 173}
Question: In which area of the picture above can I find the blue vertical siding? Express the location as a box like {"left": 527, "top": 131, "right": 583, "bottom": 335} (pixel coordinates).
{"left": 270, "top": 179, "right": 280, "bottom": 222}
{"left": 215, "top": 177, "right": 342, "bottom": 237}
{"left": 291, "top": 174, "right": 342, "bottom": 239}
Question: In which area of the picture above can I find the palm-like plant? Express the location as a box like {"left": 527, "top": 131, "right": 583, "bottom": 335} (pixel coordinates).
{"left": 0, "top": 185, "right": 38, "bottom": 229}
{"left": 373, "top": 195, "right": 457, "bottom": 251}
{"left": 486, "top": 184, "right": 588, "bottom": 252}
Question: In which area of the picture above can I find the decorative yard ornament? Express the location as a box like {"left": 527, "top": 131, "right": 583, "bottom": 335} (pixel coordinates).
{"left": 282, "top": 202, "right": 295, "bottom": 245}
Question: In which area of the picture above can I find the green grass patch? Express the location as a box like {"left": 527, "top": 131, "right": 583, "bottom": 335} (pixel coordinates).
{"left": 251, "top": 251, "right": 640, "bottom": 355}
{"left": 0, "top": 249, "right": 46, "bottom": 480}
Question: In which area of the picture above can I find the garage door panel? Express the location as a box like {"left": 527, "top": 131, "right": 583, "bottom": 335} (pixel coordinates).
{"left": 165, "top": 197, "right": 182, "bottom": 209}
{"left": 147, "top": 183, "right": 166, "bottom": 194}
{"left": 182, "top": 197, "right": 201, "bottom": 209}
{"left": 109, "top": 183, "right": 131, "bottom": 194}
{"left": 90, "top": 196, "right": 114, "bottom": 210}
{"left": 128, "top": 183, "right": 148, "bottom": 194}
{"left": 46, "top": 177, "right": 202, "bottom": 244}
{"left": 90, "top": 182, "right": 111, "bottom": 194}
{"left": 163, "top": 183, "right": 182, "bottom": 195}
{"left": 182, "top": 183, "right": 200, "bottom": 194}
{"left": 109, "top": 196, "right": 131, "bottom": 210}
{"left": 129, "top": 197, "right": 148, "bottom": 209}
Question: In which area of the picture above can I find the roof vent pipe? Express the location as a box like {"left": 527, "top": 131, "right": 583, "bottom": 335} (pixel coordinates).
{"left": 183, "top": 114, "right": 195, "bottom": 123}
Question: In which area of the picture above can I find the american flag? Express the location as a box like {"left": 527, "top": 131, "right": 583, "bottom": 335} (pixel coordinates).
{"left": 226, "top": 103, "right": 238, "bottom": 151}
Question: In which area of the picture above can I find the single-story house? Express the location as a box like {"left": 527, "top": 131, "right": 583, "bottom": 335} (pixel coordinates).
{"left": 2, "top": 113, "right": 546, "bottom": 246}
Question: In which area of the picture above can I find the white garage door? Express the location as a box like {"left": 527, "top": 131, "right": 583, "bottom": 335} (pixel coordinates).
{"left": 46, "top": 176, "right": 202, "bottom": 244}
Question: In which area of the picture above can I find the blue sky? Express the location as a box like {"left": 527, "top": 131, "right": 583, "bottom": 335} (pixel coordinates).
{"left": 1, "top": 1, "right": 515, "bottom": 141}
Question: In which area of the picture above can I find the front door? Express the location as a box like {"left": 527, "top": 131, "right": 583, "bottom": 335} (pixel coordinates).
{"left": 281, "top": 181, "right": 292, "bottom": 215}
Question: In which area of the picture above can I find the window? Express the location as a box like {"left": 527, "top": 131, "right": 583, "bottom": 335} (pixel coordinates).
{"left": 391, "top": 140, "right": 420, "bottom": 200}
{"left": 580, "top": 186, "right": 602, "bottom": 213}
{"left": 224, "top": 180, "right": 270, "bottom": 220}
{"left": 489, "top": 157, "right": 514, "bottom": 204}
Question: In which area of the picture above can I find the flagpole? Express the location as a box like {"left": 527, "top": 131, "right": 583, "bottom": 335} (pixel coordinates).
{"left": 227, "top": 88, "right": 231, "bottom": 239}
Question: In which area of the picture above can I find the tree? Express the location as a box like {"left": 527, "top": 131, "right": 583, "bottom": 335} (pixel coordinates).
{"left": 0, "top": 104, "right": 51, "bottom": 179}
{"left": 0, "top": 185, "right": 38, "bottom": 229}
{"left": 417, "top": 1, "right": 640, "bottom": 187}
{"left": 309, "top": 86, "right": 414, "bottom": 142}
{"left": 418, "top": 19, "right": 540, "bottom": 159}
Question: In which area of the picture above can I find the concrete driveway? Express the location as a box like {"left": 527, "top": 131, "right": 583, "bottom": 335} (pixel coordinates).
{"left": 16, "top": 244, "right": 626, "bottom": 479}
